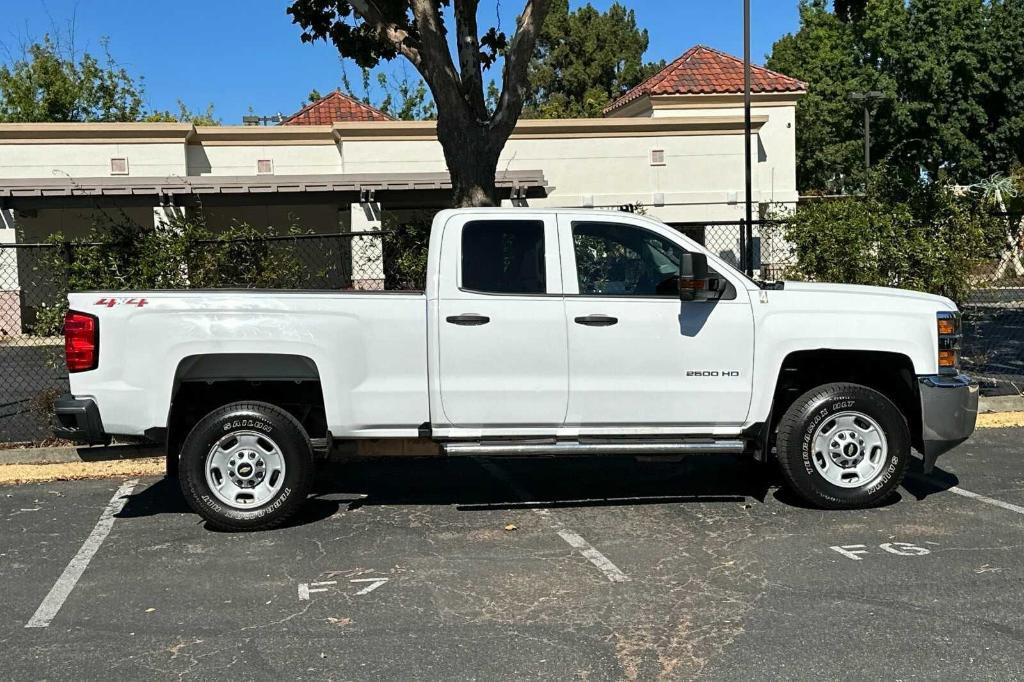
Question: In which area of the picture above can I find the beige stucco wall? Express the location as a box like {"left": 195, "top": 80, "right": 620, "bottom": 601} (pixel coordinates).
{"left": 647, "top": 103, "right": 798, "bottom": 212}
{"left": 0, "top": 143, "right": 186, "bottom": 178}
{"left": 0, "top": 110, "right": 801, "bottom": 235}
{"left": 188, "top": 144, "right": 343, "bottom": 176}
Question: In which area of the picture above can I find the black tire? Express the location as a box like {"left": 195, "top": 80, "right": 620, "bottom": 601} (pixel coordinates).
{"left": 775, "top": 382, "right": 910, "bottom": 509}
{"left": 179, "top": 401, "right": 313, "bottom": 531}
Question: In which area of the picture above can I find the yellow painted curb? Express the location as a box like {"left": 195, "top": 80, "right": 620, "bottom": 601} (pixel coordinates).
{"left": 977, "top": 411, "right": 1024, "bottom": 429}
{"left": 0, "top": 457, "right": 164, "bottom": 485}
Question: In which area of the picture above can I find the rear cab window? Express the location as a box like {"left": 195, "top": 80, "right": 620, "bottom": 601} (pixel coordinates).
{"left": 461, "top": 220, "right": 547, "bottom": 295}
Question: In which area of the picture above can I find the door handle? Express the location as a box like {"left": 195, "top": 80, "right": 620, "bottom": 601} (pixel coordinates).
{"left": 574, "top": 314, "right": 618, "bottom": 327}
{"left": 446, "top": 314, "right": 490, "bottom": 326}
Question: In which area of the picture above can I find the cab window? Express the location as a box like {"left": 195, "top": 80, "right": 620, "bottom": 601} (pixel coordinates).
{"left": 462, "top": 220, "right": 546, "bottom": 294}
{"left": 572, "top": 221, "right": 684, "bottom": 297}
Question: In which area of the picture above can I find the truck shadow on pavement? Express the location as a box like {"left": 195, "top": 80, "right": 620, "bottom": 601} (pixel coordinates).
{"left": 116, "top": 453, "right": 960, "bottom": 529}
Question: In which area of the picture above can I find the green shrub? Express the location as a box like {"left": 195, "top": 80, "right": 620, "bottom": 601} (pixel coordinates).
{"left": 382, "top": 211, "right": 433, "bottom": 290}
{"left": 29, "top": 211, "right": 315, "bottom": 336}
{"left": 768, "top": 169, "right": 1003, "bottom": 305}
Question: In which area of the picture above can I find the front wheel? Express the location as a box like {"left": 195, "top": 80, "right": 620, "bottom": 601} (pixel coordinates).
{"left": 179, "top": 401, "right": 313, "bottom": 531}
{"left": 775, "top": 383, "right": 910, "bottom": 509}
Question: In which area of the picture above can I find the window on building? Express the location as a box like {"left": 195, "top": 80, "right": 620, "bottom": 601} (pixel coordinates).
{"left": 461, "top": 220, "right": 546, "bottom": 294}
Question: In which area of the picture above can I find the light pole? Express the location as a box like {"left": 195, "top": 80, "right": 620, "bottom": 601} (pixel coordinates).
{"left": 849, "top": 91, "right": 885, "bottom": 173}
{"left": 742, "top": 0, "right": 753, "bottom": 277}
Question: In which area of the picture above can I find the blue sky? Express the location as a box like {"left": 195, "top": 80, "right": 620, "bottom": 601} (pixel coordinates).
{"left": 0, "top": 1, "right": 801, "bottom": 123}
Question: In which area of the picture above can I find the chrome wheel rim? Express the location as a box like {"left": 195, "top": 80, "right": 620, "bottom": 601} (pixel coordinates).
{"left": 810, "top": 411, "right": 888, "bottom": 489}
{"left": 205, "top": 431, "right": 286, "bottom": 509}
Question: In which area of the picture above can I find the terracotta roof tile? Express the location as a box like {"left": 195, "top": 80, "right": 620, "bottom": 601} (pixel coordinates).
{"left": 604, "top": 45, "right": 807, "bottom": 115}
{"left": 281, "top": 90, "right": 393, "bottom": 125}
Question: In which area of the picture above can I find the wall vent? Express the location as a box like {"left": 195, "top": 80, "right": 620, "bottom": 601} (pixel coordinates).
{"left": 257, "top": 159, "right": 274, "bottom": 175}
{"left": 650, "top": 149, "right": 666, "bottom": 166}
{"left": 110, "top": 158, "right": 129, "bottom": 176}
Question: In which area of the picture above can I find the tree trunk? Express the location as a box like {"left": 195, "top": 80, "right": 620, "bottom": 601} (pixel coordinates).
{"left": 437, "top": 113, "right": 504, "bottom": 208}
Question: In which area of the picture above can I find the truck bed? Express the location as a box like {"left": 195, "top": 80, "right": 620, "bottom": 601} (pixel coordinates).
{"left": 66, "top": 290, "right": 430, "bottom": 437}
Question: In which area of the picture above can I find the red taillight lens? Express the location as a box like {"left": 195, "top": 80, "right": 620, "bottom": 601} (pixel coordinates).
{"left": 64, "top": 311, "right": 98, "bottom": 373}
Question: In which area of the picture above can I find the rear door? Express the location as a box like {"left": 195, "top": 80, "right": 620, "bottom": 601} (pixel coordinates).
{"left": 558, "top": 214, "right": 754, "bottom": 429}
{"left": 435, "top": 213, "right": 568, "bottom": 428}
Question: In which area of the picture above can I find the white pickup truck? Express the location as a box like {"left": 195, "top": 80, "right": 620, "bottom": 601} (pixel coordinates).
{"left": 54, "top": 208, "right": 978, "bottom": 530}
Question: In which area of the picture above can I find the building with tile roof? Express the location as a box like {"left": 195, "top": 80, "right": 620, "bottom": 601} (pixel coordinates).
{"left": 281, "top": 90, "right": 394, "bottom": 125}
{"left": 604, "top": 45, "right": 807, "bottom": 116}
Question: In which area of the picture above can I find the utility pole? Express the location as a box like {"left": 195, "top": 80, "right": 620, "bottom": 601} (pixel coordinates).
{"left": 849, "top": 91, "right": 885, "bottom": 173}
{"left": 742, "top": 0, "right": 754, "bottom": 277}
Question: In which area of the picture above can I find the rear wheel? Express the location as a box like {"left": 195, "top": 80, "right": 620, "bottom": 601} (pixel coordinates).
{"left": 775, "top": 382, "right": 909, "bottom": 509}
{"left": 179, "top": 401, "right": 313, "bottom": 531}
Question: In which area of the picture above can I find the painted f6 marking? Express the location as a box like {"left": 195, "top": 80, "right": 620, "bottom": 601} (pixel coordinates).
{"left": 830, "top": 542, "right": 932, "bottom": 561}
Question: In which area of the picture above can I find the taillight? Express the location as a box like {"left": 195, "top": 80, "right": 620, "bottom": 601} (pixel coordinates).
{"left": 936, "top": 311, "right": 961, "bottom": 375}
{"left": 64, "top": 311, "right": 98, "bottom": 373}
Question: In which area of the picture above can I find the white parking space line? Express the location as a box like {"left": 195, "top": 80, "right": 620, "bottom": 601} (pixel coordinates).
{"left": 947, "top": 485, "right": 1024, "bottom": 515}
{"left": 25, "top": 479, "right": 138, "bottom": 629}
{"left": 350, "top": 577, "right": 390, "bottom": 595}
{"left": 475, "top": 459, "right": 630, "bottom": 583}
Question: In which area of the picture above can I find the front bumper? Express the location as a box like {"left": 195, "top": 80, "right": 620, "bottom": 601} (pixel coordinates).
{"left": 918, "top": 373, "right": 978, "bottom": 470}
{"left": 53, "top": 395, "right": 110, "bottom": 445}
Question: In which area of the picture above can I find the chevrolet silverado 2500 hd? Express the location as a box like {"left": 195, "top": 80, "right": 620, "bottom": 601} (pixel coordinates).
{"left": 54, "top": 208, "right": 978, "bottom": 530}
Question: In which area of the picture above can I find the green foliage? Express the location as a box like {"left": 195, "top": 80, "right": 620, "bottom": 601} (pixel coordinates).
{"left": 767, "top": 0, "right": 1024, "bottom": 194}
{"left": 0, "top": 33, "right": 220, "bottom": 125}
{"left": 769, "top": 168, "right": 1003, "bottom": 304}
{"left": 30, "top": 213, "right": 315, "bottom": 336}
{"left": 341, "top": 68, "right": 436, "bottom": 120}
{"left": 525, "top": 0, "right": 663, "bottom": 118}
{"left": 0, "top": 35, "right": 144, "bottom": 122}
{"left": 382, "top": 211, "right": 433, "bottom": 290}
{"left": 143, "top": 101, "right": 220, "bottom": 126}
{"left": 289, "top": 0, "right": 507, "bottom": 70}
{"left": 376, "top": 72, "right": 436, "bottom": 120}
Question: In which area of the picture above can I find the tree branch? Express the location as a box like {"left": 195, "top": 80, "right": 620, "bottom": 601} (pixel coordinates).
{"left": 454, "top": 0, "right": 488, "bottom": 120}
{"left": 492, "top": 0, "right": 551, "bottom": 135}
{"left": 408, "top": 0, "right": 465, "bottom": 115}
{"left": 348, "top": 0, "right": 422, "bottom": 65}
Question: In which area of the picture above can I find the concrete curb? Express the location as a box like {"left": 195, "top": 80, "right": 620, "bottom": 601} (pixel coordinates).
{"left": 0, "top": 444, "right": 161, "bottom": 466}
{"left": 980, "top": 395, "right": 1024, "bottom": 414}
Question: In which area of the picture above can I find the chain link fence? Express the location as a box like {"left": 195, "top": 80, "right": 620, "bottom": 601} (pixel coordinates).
{"left": 0, "top": 232, "right": 389, "bottom": 444}
{"left": 0, "top": 217, "right": 1021, "bottom": 445}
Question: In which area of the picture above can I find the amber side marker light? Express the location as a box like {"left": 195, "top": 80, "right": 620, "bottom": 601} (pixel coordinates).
{"left": 936, "top": 312, "right": 961, "bottom": 375}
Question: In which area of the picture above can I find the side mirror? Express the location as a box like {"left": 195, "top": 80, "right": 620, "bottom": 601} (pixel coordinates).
{"left": 679, "top": 252, "right": 710, "bottom": 301}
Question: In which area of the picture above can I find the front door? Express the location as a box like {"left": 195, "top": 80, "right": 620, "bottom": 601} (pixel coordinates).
{"left": 435, "top": 214, "right": 568, "bottom": 428}
{"left": 559, "top": 215, "right": 754, "bottom": 429}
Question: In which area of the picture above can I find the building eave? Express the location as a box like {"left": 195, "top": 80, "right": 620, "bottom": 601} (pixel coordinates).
{"left": 0, "top": 122, "right": 196, "bottom": 144}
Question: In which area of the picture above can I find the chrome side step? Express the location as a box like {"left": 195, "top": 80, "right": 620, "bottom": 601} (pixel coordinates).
{"left": 442, "top": 439, "right": 746, "bottom": 457}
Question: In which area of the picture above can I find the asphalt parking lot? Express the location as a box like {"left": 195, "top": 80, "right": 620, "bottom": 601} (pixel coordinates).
{"left": 2, "top": 427, "right": 1023, "bottom": 681}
